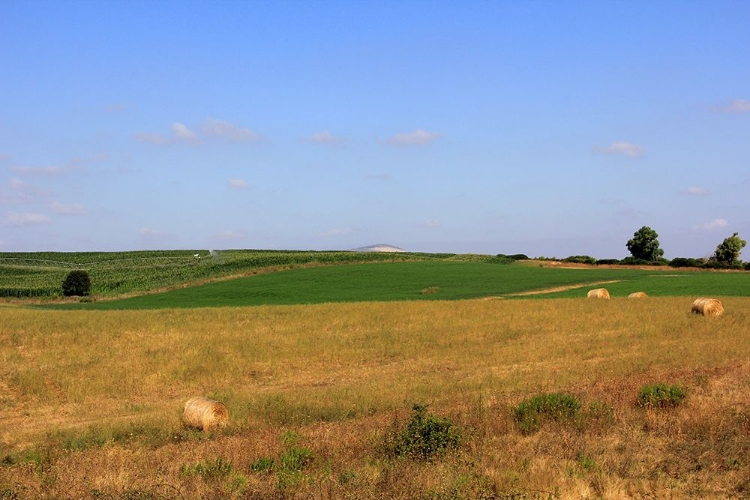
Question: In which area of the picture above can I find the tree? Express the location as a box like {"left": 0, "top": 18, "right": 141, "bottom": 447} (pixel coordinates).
{"left": 626, "top": 226, "right": 664, "bottom": 261}
{"left": 713, "top": 232, "right": 746, "bottom": 265}
{"left": 62, "top": 270, "right": 91, "bottom": 296}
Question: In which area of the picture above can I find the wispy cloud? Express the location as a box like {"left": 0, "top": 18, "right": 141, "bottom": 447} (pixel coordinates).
{"left": 134, "top": 122, "right": 201, "bottom": 145}
{"left": 69, "top": 153, "right": 108, "bottom": 167}
{"left": 724, "top": 99, "right": 750, "bottom": 113}
{"left": 50, "top": 201, "right": 87, "bottom": 215}
{"left": 201, "top": 119, "right": 260, "bottom": 143}
{"left": 136, "top": 120, "right": 260, "bottom": 146}
{"left": 681, "top": 187, "right": 708, "bottom": 196}
{"left": 1, "top": 177, "right": 52, "bottom": 204}
{"left": 137, "top": 228, "right": 171, "bottom": 242}
{"left": 593, "top": 141, "right": 644, "bottom": 157}
{"left": 0, "top": 154, "right": 9, "bottom": 162}
{"left": 105, "top": 102, "right": 130, "bottom": 113}
{"left": 5, "top": 212, "right": 51, "bottom": 226}
{"left": 213, "top": 229, "right": 246, "bottom": 241}
{"left": 309, "top": 131, "right": 343, "bottom": 145}
{"left": 416, "top": 219, "right": 442, "bottom": 228}
{"left": 228, "top": 179, "right": 249, "bottom": 189}
{"left": 694, "top": 218, "right": 729, "bottom": 231}
{"left": 388, "top": 129, "right": 443, "bottom": 146}
{"left": 10, "top": 165, "right": 65, "bottom": 175}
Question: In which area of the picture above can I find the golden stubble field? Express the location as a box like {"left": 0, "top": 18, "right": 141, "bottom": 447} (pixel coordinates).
{"left": 1, "top": 297, "right": 749, "bottom": 499}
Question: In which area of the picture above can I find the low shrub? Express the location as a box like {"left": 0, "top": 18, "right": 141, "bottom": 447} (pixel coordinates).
{"left": 669, "top": 257, "right": 703, "bottom": 268}
{"left": 514, "top": 393, "right": 581, "bottom": 434}
{"left": 637, "top": 383, "right": 686, "bottom": 409}
{"left": 620, "top": 257, "right": 668, "bottom": 266}
{"left": 564, "top": 255, "right": 597, "bottom": 265}
{"left": 595, "top": 259, "right": 620, "bottom": 265}
{"left": 384, "top": 403, "right": 461, "bottom": 461}
{"left": 179, "top": 456, "right": 233, "bottom": 479}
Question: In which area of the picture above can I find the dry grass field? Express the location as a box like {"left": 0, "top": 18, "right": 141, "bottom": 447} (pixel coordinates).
{"left": 1, "top": 297, "right": 749, "bottom": 499}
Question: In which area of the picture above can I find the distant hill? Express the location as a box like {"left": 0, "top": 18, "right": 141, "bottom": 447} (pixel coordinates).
{"left": 351, "top": 244, "right": 406, "bottom": 253}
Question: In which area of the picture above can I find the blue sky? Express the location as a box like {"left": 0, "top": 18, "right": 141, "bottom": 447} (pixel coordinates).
{"left": 1, "top": 1, "right": 748, "bottom": 258}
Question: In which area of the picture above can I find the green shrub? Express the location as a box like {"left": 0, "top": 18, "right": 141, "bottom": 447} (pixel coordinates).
{"left": 637, "top": 384, "right": 686, "bottom": 409}
{"left": 669, "top": 257, "right": 703, "bottom": 268}
{"left": 564, "top": 255, "right": 597, "bottom": 265}
{"left": 385, "top": 403, "right": 461, "bottom": 461}
{"left": 506, "top": 253, "right": 529, "bottom": 261}
{"left": 179, "top": 456, "right": 233, "bottom": 479}
{"left": 62, "top": 270, "right": 91, "bottom": 296}
{"left": 514, "top": 393, "right": 581, "bottom": 434}
{"left": 595, "top": 259, "right": 620, "bottom": 265}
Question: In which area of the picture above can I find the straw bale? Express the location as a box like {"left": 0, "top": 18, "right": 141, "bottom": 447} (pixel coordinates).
{"left": 691, "top": 298, "right": 724, "bottom": 317}
{"left": 628, "top": 292, "right": 648, "bottom": 298}
{"left": 587, "top": 288, "right": 610, "bottom": 299}
{"left": 183, "top": 396, "right": 229, "bottom": 431}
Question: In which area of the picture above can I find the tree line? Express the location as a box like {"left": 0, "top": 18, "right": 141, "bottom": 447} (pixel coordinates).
{"left": 627, "top": 226, "right": 746, "bottom": 266}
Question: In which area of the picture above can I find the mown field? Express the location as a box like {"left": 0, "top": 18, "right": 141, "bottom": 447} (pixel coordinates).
{"left": 1, "top": 252, "right": 749, "bottom": 498}
{"left": 1, "top": 298, "right": 748, "bottom": 499}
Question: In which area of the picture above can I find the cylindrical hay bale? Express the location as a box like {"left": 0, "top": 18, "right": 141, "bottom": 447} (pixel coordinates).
{"left": 691, "top": 298, "right": 724, "bottom": 317}
{"left": 587, "top": 288, "right": 610, "bottom": 299}
{"left": 628, "top": 292, "right": 648, "bottom": 298}
{"left": 183, "top": 396, "right": 229, "bottom": 431}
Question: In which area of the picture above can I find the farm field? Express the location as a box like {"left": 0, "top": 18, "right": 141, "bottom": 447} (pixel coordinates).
{"left": 1, "top": 296, "right": 749, "bottom": 499}
{"left": 0, "top": 249, "right": 446, "bottom": 298}
{"left": 44, "top": 260, "right": 750, "bottom": 310}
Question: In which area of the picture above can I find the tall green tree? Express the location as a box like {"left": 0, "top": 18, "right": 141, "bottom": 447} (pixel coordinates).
{"left": 626, "top": 226, "right": 664, "bottom": 261}
{"left": 713, "top": 232, "right": 746, "bottom": 264}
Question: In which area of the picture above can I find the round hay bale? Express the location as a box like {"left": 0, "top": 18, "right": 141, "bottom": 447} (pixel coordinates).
{"left": 691, "top": 298, "right": 724, "bottom": 317}
{"left": 587, "top": 288, "right": 610, "bottom": 299}
{"left": 183, "top": 396, "right": 229, "bottom": 431}
{"left": 628, "top": 292, "right": 648, "bottom": 298}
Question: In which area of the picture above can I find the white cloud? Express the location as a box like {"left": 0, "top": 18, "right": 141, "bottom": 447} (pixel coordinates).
{"left": 134, "top": 122, "right": 201, "bottom": 145}
{"left": 310, "top": 131, "right": 343, "bottom": 145}
{"left": 201, "top": 119, "right": 260, "bottom": 143}
{"left": 228, "top": 179, "right": 249, "bottom": 189}
{"left": 1, "top": 177, "right": 52, "bottom": 203}
{"left": 50, "top": 201, "right": 87, "bottom": 215}
{"left": 316, "top": 228, "right": 353, "bottom": 238}
{"left": 417, "top": 219, "right": 442, "bottom": 228}
{"left": 171, "top": 123, "right": 200, "bottom": 143}
{"left": 214, "top": 229, "right": 246, "bottom": 241}
{"left": 682, "top": 187, "right": 708, "bottom": 196}
{"left": 388, "top": 129, "right": 443, "bottom": 146}
{"left": 695, "top": 218, "right": 729, "bottom": 231}
{"left": 594, "top": 141, "right": 644, "bottom": 157}
{"left": 6, "top": 212, "right": 51, "bottom": 226}
{"left": 725, "top": 99, "right": 750, "bottom": 113}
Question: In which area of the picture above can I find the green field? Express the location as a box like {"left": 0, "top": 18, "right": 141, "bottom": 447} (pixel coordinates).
{"left": 47, "top": 260, "right": 750, "bottom": 310}
{"left": 0, "top": 249, "right": 446, "bottom": 298}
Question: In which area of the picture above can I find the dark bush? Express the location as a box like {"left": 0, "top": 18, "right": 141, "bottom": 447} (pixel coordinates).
{"left": 669, "top": 257, "right": 703, "bottom": 268}
{"left": 564, "top": 255, "right": 597, "bottom": 265}
{"left": 507, "top": 253, "right": 529, "bottom": 261}
{"left": 595, "top": 259, "right": 621, "bottom": 265}
{"left": 62, "top": 270, "right": 91, "bottom": 296}
{"left": 385, "top": 404, "right": 461, "bottom": 461}
{"left": 487, "top": 255, "right": 515, "bottom": 264}
{"left": 620, "top": 256, "right": 668, "bottom": 266}
{"left": 514, "top": 393, "right": 581, "bottom": 434}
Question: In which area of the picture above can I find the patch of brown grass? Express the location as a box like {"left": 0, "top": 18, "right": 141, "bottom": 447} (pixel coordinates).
{"left": 1, "top": 298, "right": 749, "bottom": 498}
